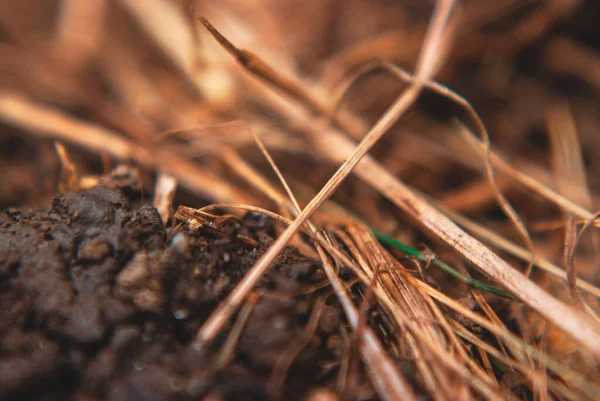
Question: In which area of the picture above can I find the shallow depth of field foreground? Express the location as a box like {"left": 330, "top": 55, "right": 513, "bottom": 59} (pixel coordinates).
{"left": 1, "top": 1, "right": 600, "bottom": 401}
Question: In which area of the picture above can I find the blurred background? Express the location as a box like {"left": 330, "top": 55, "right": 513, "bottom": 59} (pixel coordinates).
{"left": 2, "top": 1, "right": 600, "bottom": 400}
{"left": 1, "top": 0, "right": 599, "bottom": 213}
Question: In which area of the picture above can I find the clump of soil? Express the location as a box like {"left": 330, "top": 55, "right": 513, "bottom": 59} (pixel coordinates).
{"left": 0, "top": 186, "right": 340, "bottom": 401}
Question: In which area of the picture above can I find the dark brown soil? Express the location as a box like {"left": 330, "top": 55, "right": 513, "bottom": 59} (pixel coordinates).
{"left": 0, "top": 185, "right": 340, "bottom": 401}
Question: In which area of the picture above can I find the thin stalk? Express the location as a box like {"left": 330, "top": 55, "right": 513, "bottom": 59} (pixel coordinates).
{"left": 372, "top": 231, "right": 515, "bottom": 300}
{"left": 194, "top": 0, "right": 455, "bottom": 347}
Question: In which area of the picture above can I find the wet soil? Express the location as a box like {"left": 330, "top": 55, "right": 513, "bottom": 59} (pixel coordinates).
{"left": 0, "top": 186, "right": 342, "bottom": 401}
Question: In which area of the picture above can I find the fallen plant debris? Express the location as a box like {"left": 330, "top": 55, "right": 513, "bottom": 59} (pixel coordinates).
{"left": 1, "top": 1, "right": 600, "bottom": 400}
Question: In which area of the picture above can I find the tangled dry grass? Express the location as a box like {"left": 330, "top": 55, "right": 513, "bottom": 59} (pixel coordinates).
{"left": 1, "top": 1, "right": 600, "bottom": 400}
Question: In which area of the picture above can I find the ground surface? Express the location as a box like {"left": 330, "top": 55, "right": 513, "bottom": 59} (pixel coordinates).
{"left": 0, "top": 186, "right": 341, "bottom": 401}
{"left": 2, "top": 1, "right": 600, "bottom": 400}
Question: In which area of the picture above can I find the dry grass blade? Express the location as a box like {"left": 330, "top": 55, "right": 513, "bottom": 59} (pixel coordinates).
{"left": 220, "top": 147, "right": 320, "bottom": 259}
{"left": 185, "top": 203, "right": 356, "bottom": 277}
{"left": 214, "top": 292, "right": 259, "bottom": 370}
{"left": 252, "top": 134, "right": 300, "bottom": 211}
{"left": 196, "top": 0, "right": 600, "bottom": 358}
{"left": 53, "top": 0, "right": 106, "bottom": 68}
{"left": 414, "top": 281, "right": 600, "bottom": 400}
{"left": 548, "top": 102, "right": 592, "bottom": 307}
{"left": 313, "top": 246, "right": 418, "bottom": 401}
{"left": 248, "top": 37, "right": 600, "bottom": 359}
{"left": 199, "top": 3, "right": 528, "bottom": 396}
{"left": 180, "top": 201, "right": 419, "bottom": 401}
{"left": 220, "top": 149, "right": 287, "bottom": 207}
{"left": 355, "top": 154, "right": 600, "bottom": 355}
{"left": 194, "top": 0, "right": 456, "bottom": 348}
{"left": 564, "top": 212, "right": 582, "bottom": 307}
{"left": 3, "top": 1, "right": 600, "bottom": 400}
{"left": 163, "top": 125, "right": 308, "bottom": 158}
{"left": 251, "top": 133, "right": 319, "bottom": 234}
{"left": 189, "top": 204, "right": 546, "bottom": 399}
{"left": 567, "top": 211, "right": 600, "bottom": 321}
{"left": 570, "top": 212, "right": 600, "bottom": 314}
{"left": 244, "top": 133, "right": 418, "bottom": 401}
{"left": 118, "top": 0, "right": 196, "bottom": 77}
{"left": 341, "top": 225, "right": 478, "bottom": 400}
{"left": 332, "top": 60, "right": 536, "bottom": 266}
{"left": 207, "top": 148, "right": 497, "bottom": 398}
{"left": 289, "top": 94, "right": 600, "bottom": 355}
{"left": 0, "top": 91, "right": 252, "bottom": 204}
{"left": 544, "top": 37, "right": 600, "bottom": 93}
{"left": 439, "top": 175, "right": 513, "bottom": 213}
{"left": 431, "top": 198, "right": 600, "bottom": 298}
{"left": 456, "top": 122, "right": 599, "bottom": 227}
{"left": 153, "top": 173, "right": 177, "bottom": 225}
{"left": 450, "top": 322, "right": 585, "bottom": 401}
{"left": 54, "top": 141, "right": 80, "bottom": 193}
{"left": 547, "top": 103, "right": 593, "bottom": 211}
{"left": 333, "top": 59, "right": 597, "bottom": 228}
{"left": 198, "top": 17, "right": 330, "bottom": 121}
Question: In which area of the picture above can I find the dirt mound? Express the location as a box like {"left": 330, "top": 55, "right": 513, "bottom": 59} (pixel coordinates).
{"left": 0, "top": 186, "right": 336, "bottom": 401}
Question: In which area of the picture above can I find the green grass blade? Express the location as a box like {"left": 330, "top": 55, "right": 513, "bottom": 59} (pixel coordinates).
{"left": 372, "top": 230, "right": 515, "bottom": 300}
